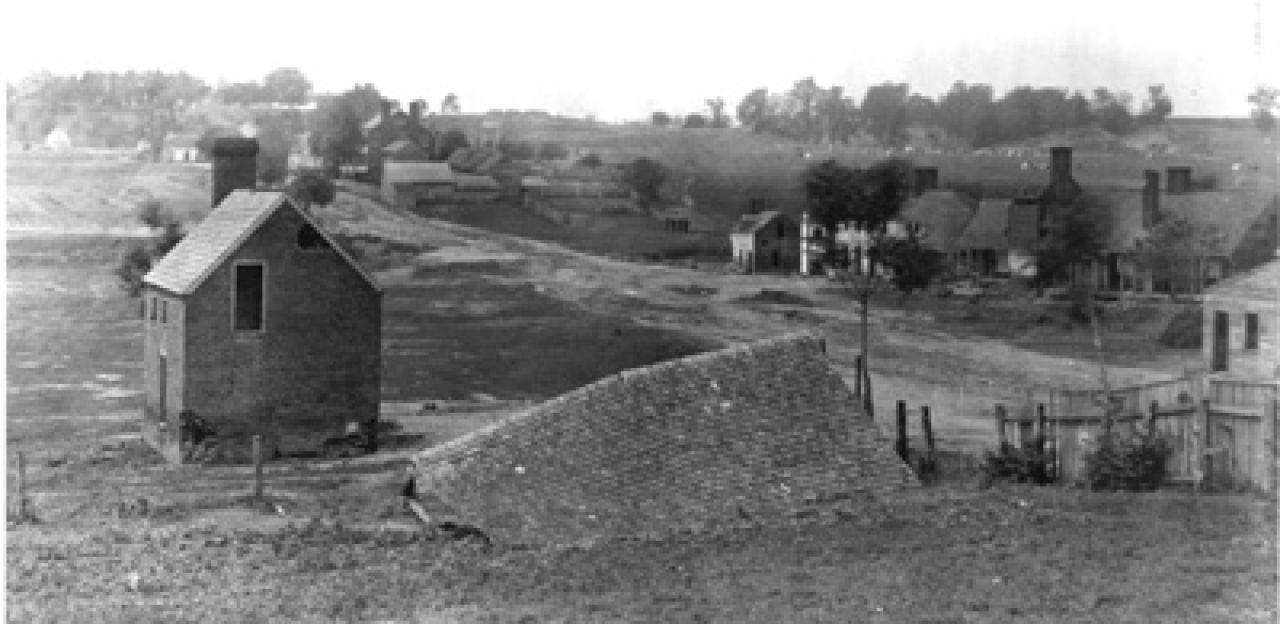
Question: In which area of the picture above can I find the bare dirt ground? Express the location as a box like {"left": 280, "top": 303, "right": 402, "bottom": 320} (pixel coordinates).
{"left": 6, "top": 154, "right": 1274, "bottom": 622}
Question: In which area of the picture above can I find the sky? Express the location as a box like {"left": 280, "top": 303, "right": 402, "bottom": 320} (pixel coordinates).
{"left": 3, "top": 0, "right": 1278, "bottom": 121}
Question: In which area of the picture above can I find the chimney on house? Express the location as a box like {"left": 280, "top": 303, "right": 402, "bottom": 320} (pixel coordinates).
{"left": 1166, "top": 166, "right": 1192, "bottom": 194}
{"left": 1049, "top": 146, "right": 1072, "bottom": 188}
{"left": 380, "top": 99, "right": 393, "bottom": 124}
{"left": 409, "top": 100, "right": 423, "bottom": 122}
{"left": 913, "top": 166, "right": 939, "bottom": 195}
{"left": 1142, "top": 170, "right": 1160, "bottom": 228}
{"left": 211, "top": 137, "right": 259, "bottom": 208}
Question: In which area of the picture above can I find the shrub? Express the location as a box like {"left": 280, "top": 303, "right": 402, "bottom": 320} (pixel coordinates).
{"left": 1082, "top": 432, "right": 1173, "bottom": 491}
{"left": 1158, "top": 307, "right": 1202, "bottom": 348}
{"left": 980, "top": 438, "right": 1056, "bottom": 486}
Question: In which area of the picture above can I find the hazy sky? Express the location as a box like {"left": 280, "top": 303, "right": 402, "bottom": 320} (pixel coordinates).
{"left": 4, "top": 0, "right": 1277, "bottom": 121}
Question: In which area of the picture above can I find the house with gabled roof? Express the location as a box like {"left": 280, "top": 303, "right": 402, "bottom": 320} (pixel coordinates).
{"left": 382, "top": 161, "right": 455, "bottom": 210}
{"left": 730, "top": 211, "right": 800, "bottom": 274}
{"left": 1202, "top": 258, "right": 1279, "bottom": 379}
{"left": 141, "top": 138, "right": 382, "bottom": 463}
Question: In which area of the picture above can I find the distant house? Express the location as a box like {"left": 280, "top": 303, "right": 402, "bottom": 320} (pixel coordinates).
{"left": 44, "top": 127, "right": 71, "bottom": 151}
{"left": 452, "top": 174, "right": 501, "bottom": 203}
{"left": 140, "top": 138, "right": 382, "bottom": 462}
{"left": 381, "top": 161, "right": 455, "bottom": 209}
{"left": 730, "top": 211, "right": 800, "bottom": 274}
{"left": 365, "top": 100, "right": 436, "bottom": 184}
{"left": 166, "top": 132, "right": 202, "bottom": 162}
{"left": 1078, "top": 169, "right": 1279, "bottom": 294}
{"left": 519, "top": 176, "right": 549, "bottom": 208}
{"left": 383, "top": 139, "right": 430, "bottom": 162}
{"left": 899, "top": 189, "right": 978, "bottom": 258}
{"left": 1202, "top": 258, "right": 1279, "bottom": 379}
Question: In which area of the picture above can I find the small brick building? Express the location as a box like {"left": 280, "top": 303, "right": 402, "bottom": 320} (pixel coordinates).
{"left": 141, "top": 138, "right": 383, "bottom": 462}
{"left": 730, "top": 211, "right": 800, "bottom": 274}
{"left": 1203, "top": 258, "right": 1279, "bottom": 380}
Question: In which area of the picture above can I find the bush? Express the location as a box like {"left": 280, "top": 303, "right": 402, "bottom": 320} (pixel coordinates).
{"left": 1158, "top": 307, "right": 1202, "bottom": 348}
{"left": 980, "top": 438, "right": 1056, "bottom": 486}
{"left": 1082, "top": 432, "right": 1173, "bottom": 491}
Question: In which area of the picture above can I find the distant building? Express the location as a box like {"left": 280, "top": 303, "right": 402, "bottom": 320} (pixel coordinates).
{"left": 730, "top": 211, "right": 800, "bottom": 274}
{"left": 141, "top": 138, "right": 382, "bottom": 462}
{"left": 365, "top": 100, "right": 436, "bottom": 184}
{"left": 1202, "top": 258, "right": 1279, "bottom": 379}
{"left": 452, "top": 174, "right": 501, "bottom": 203}
{"left": 381, "top": 161, "right": 455, "bottom": 209}
{"left": 165, "top": 132, "right": 201, "bottom": 162}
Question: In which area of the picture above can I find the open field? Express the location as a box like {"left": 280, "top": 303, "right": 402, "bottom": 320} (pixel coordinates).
{"left": 7, "top": 151, "right": 1275, "bottom": 621}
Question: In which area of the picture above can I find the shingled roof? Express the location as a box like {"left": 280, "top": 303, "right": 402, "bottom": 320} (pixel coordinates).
{"left": 900, "top": 190, "right": 977, "bottom": 253}
{"left": 142, "top": 190, "right": 380, "bottom": 296}
{"left": 1203, "top": 258, "right": 1280, "bottom": 301}
{"left": 1093, "top": 189, "right": 1277, "bottom": 254}
{"left": 732, "top": 210, "right": 784, "bottom": 235}
{"left": 954, "top": 199, "right": 1012, "bottom": 250}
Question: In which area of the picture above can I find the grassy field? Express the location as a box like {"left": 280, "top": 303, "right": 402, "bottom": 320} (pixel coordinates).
{"left": 7, "top": 149, "right": 1276, "bottom": 622}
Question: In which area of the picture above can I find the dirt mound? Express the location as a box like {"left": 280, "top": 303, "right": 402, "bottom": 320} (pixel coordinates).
{"left": 411, "top": 332, "right": 917, "bottom": 546}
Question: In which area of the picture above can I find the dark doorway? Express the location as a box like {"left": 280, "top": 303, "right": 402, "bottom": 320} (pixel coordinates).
{"left": 1212, "top": 311, "right": 1229, "bottom": 372}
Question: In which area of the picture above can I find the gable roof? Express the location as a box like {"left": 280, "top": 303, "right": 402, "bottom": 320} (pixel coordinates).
{"left": 143, "top": 190, "right": 381, "bottom": 296}
{"left": 1204, "top": 258, "right": 1280, "bottom": 302}
{"left": 732, "top": 210, "right": 787, "bottom": 235}
{"left": 384, "top": 161, "right": 454, "bottom": 185}
{"left": 954, "top": 199, "right": 1011, "bottom": 250}
{"left": 1095, "top": 189, "right": 1277, "bottom": 254}
{"left": 900, "top": 190, "right": 977, "bottom": 253}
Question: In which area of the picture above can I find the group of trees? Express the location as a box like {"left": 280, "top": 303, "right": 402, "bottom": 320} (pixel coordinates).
{"left": 737, "top": 79, "right": 1174, "bottom": 148}
{"left": 215, "top": 68, "right": 313, "bottom": 105}
{"left": 1249, "top": 86, "right": 1278, "bottom": 133}
{"left": 650, "top": 98, "right": 730, "bottom": 130}
{"left": 307, "top": 83, "right": 384, "bottom": 170}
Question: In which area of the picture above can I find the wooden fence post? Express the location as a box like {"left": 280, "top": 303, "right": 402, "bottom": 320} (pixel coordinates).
{"left": 995, "top": 403, "right": 1007, "bottom": 448}
{"left": 895, "top": 400, "right": 909, "bottom": 462}
{"left": 1263, "top": 397, "right": 1277, "bottom": 494}
{"left": 15, "top": 451, "right": 27, "bottom": 520}
{"left": 252, "top": 435, "right": 264, "bottom": 500}
{"left": 854, "top": 355, "right": 863, "bottom": 399}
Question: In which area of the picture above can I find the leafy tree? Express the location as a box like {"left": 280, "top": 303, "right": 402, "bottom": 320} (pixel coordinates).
{"left": 788, "top": 78, "right": 820, "bottom": 142}
{"left": 308, "top": 84, "right": 382, "bottom": 171}
{"left": 1135, "top": 217, "right": 1225, "bottom": 298}
{"left": 1249, "top": 86, "right": 1278, "bottom": 133}
{"left": 683, "top": 113, "right": 708, "bottom": 129}
{"left": 287, "top": 173, "right": 337, "bottom": 209}
{"left": 1138, "top": 84, "right": 1173, "bottom": 126}
{"left": 437, "top": 128, "right": 470, "bottom": 159}
{"left": 805, "top": 158, "right": 913, "bottom": 260}
{"left": 622, "top": 157, "right": 667, "bottom": 206}
{"left": 861, "top": 83, "right": 910, "bottom": 146}
{"left": 736, "top": 87, "right": 774, "bottom": 133}
{"left": 1033, "top": 192, "right": 1107, "bottom": 289}
{"left": 1091, "top": 88, "right": 1134, "bottom": 135}
{"left": 116, "top": 201, "right": 184, "bottom": 297}
{"left": 651, "top": 111, "right": 671, "bottom": 127}
{"left": 262, "top": 68, "right": 311, "bottom": 104}
{"left": 878, "top": 236, "right": 945, "bottom": 298}
{"left": 218, "top": 81, "right": 264, "bottom": 105}
{"left": 706, "top": 97, "right": 728, "bottom": 128}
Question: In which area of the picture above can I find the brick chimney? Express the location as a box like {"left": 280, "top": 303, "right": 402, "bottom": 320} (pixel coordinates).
{"left": 1050, "top": 146, "right": 1072, "bottom": 188}
{"left": 211, "top": 137, "right": 259, "bottom": 208}
{"left": 913, "top": 166, "right": 939, "bottom": 195}
{"left": 409, "top": 100, "right": 423, "bottom": 122}
{"left": 380, "top": 99, "right": 393, "bottom": 124}
{"left": 1142, "top": 169, "right": 1160, "bottom": 228}
{"left": 1166, "top": 166, "right": 1192, "bottom": 194}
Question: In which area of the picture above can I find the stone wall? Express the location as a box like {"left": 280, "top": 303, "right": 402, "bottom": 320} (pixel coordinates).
{"left": 412, "top": 332, "right": 917, "bottom": 546}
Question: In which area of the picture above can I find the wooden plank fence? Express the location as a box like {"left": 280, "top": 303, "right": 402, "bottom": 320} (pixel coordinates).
{"left": 996, "top": 376, "right": 1278, "bottom": 492}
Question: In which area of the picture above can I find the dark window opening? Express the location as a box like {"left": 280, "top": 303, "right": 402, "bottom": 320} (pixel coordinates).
{"left": 297, "top": 224, "right": 327, "bottom": 250}
{"left": 149, "top": 297, "right": 157, "bottom": 321}
{"left": 234, "top": 264, "right": 265, "bottom": 331}
{"left": 161, "top": 300, "right": 168, "bottom": 324}
{"left": 1245, "top": 313, "right": 1259, "bottom": 350}
{"left": 776, "top": 221, "right": 785, "bottom": 238}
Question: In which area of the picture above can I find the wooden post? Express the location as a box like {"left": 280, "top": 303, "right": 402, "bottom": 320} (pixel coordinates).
{"left": 1197, "top": 399, "right": 1211, "bottom": 492}
{"left": 895, "top": 400, "right": 909, "bottom": 462}
{"left": 995, "top": 403, "right": 1008, "bottom": 448}
{"left": 1037, "top": 403, "right": 1048, "bottom": 448}
{"left": 1262, "top": 397, "right": 1277, "bottom": 494}
{"left": 1148, "top": 400, "right": 1159, "bottom": 437}
{"left": 252, "top": 435, "right": 264, "bottom": 500}
{"left": 864, "top": 371, "right": 875, "bottom": 420}
{"left": 14, "top": 451, "right": 27, "bottom": 520}
{"left": 854, "top": 355, "right": 863, "bottom": 399}
{"left": 921, "top": 406, "right": 936, "bottom": 456}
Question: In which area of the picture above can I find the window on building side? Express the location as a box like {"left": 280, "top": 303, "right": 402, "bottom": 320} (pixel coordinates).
{"left": 149, "top": 296, "right": 157, "bottom": 321}
{"left": 233, "top": 263, "right": 265, "bottom": 331}
{"left": 297, "top": 224, "right": 327, "bottom": 250}
{"left": 777, "top": 221, "right": 785, "bottom": 238}
{"left": 161, "top": 300, "right": 167, "bottom": 324}
{"left": 1246, "top": 313, "right": 1260, "bottom": 350}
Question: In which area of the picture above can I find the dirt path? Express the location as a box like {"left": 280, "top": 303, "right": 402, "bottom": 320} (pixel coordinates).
{"left": 322, "top": 193, "right": 1189, "bottom": 451}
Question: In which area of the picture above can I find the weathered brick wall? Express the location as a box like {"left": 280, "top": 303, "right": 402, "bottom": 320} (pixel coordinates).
{"left": 181, "top": 203, "right": 382, "bottom": 456}
{"left": 413, "top": 332, "right": 918, "bottom": 546}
